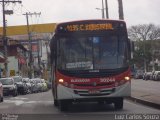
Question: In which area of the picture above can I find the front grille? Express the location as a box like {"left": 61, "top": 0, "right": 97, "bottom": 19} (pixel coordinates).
{"left": 3, "top": 87, "right": 9, "bottom": 91}
{"left": 74, "top": 83, "right": 114, "bottom": 87}
{"left": 74, "top": 88, "right": 115, "bottom": 96}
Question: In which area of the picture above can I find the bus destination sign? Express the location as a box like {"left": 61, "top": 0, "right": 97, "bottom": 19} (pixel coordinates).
{"left": 65, "top": 23, "right": 113, "bottom": 32}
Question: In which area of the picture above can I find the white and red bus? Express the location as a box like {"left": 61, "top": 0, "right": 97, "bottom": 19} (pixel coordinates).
{"left": 50, "top": 19, "right": 131, "bottom": 111}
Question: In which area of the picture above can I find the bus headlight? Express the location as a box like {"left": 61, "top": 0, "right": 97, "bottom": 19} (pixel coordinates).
{"left": 59, "top": 79, "right": 64, "bottom": 83}
{"left": 124, "top": 76, "right": 130, "bottom": 81}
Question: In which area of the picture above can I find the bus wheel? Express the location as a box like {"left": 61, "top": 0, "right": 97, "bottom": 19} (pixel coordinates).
{"left": 59, "top": 100, "right": 68, "bottom": 111}
{"left": 114, "top": 98, "right": 123, "bottom": 110}
{"left": 0, "top": 95, "right": 3, "bottom": 102}
{"left": 54, "top": 99, "right": 58, "bottom": 107}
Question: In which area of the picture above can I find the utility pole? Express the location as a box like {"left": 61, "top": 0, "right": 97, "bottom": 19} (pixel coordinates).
{"left": 118, "top": 0, "right": 124, "bottom": 20}
{"left": 37, "top": 39, "right": 41, "bottom": 77}
{"left": 102, "top": 0, "right": 105, "bottom": 19}
{"left": 105, "top": 0, "right": 109, "bottom": 19}
{"left": 0, "top": 0, "right": 22, "bottom": 77}
{"left": 23, "top": 12, "right": 41, "bottom": 78}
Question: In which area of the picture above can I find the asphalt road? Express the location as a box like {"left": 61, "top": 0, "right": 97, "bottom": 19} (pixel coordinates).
{"left": 131, "top": 78, "right": 160, "bottom": 94}
{"left": 0, "top": 90, "right": 160, "bottom": 120}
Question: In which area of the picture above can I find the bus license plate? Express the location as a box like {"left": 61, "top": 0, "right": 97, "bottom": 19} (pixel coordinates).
{"left": 89, "top": 89, "right": 100, "bottom": 94}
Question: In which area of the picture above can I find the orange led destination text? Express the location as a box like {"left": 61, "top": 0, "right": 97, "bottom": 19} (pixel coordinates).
{"left": 66, "top": 23, "right": 113, "bottom": 32}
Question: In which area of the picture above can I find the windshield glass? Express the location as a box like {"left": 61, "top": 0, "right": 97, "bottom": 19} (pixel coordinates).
{"left": 0, "top": 78, "right": 14, "bottom": 85}
{"left": 57, "top": 35, "right": 129, "bottom": 70}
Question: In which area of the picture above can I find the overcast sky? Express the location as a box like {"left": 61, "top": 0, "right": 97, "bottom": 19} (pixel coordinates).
{"left": 0, "top": 0, "right": 160, "bottom": 27}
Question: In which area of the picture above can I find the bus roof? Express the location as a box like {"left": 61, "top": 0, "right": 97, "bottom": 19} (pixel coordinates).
{"left": 55, "top": 19, "right": 127, "bottom": 34}
{"left": 56, "top": 19, "right": 126, "bottom": 26}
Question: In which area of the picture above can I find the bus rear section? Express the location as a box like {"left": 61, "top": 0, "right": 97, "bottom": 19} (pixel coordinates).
{"left": 50, "top": 19, "right": 131, "bottom": 111}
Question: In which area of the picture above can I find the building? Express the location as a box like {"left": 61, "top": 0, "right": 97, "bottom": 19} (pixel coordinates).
{"left": 0, "top": 23, "right": 56, "bottom": 79}
{"left": 0, "top": 39, "right": 28, "bottom": 77}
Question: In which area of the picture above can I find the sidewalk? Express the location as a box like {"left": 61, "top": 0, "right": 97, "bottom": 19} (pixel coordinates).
{"left": 128, "top": 79, "right": 160, "bottom": 109}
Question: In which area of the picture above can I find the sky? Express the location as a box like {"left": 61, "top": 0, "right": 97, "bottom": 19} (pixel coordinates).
{"left": 0, "top": 0, "right": 160, "bottom": 28}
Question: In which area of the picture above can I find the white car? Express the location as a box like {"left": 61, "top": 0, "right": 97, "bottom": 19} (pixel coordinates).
{"left": 34, "top": 78, "right": 43, "bottom": 92}
{"left": 22, "top": 78, "right": 32, "bottom": 93}
{"left": 0, "top": 78, "right": 18, "bottom": 97}
{"left": 153, "top": 71, "right": 160, "bottom": 81}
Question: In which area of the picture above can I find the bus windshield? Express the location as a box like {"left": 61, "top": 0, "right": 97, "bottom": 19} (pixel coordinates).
{"left": 57, "top": 34, "right": 129, "bottom": 70}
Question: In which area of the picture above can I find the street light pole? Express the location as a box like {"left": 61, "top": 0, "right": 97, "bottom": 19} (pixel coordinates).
{"left": 105, "top": 0, "right": 109, "bottom": 19}
{"left": 96, "top": 8, "right": 105, "bottom": 19}
{"left": 102, "top": 0, "right": 105, "bottom": 19}
{"left": 118, "top": 0, "right": 124, "bottom": 20}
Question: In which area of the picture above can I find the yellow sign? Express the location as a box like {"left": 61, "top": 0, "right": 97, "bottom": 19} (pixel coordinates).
{"left": 0, "top": 23, "right": 57, "bottom": 36}
{"left": 10, "top": 70, "right": 15, "bottom": 76}
{"left": 66, "top": 23, "right": 113, "bottom": 32}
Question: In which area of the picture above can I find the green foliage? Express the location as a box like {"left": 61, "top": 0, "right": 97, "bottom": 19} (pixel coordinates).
{"left": 133, "top": 40, "right": 152, "bottom": 68}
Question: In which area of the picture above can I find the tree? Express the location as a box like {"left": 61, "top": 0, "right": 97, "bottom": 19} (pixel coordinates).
{"left": 128, "top": 24, "right": 160, "bottom": 41}
{"left": 128, "top": 24, "right": 160, "bottom": 71}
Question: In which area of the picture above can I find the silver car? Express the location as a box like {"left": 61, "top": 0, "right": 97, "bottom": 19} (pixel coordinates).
{"left": 22, "top": 78, "right": 32, "bottom": 93}
{"left": 0, "top": 78, "right": 18, "bottom": 97}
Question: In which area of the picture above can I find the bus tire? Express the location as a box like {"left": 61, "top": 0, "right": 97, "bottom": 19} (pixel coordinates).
{"left": 0, "top": 96, "right": 3, "bottom": 102}
{"left": 114, "top": 98, "right": 123, "bottom": 110}
{"left": 59, "top": 100, "right": 68, "bottom": 111}
{"left": 54, "top": 99, "right": 58, "bottom": 107}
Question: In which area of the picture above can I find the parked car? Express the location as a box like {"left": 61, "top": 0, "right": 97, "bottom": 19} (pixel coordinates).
{"left": 153, "top": 71, "right": 160, "bottom": 81}
{"left": 0, "top": 78, "right": 18, "bottom": 97}
{"left": 34, "top": 78, "right": 43, "bottom": 92}
{"left": 12, "top": 76, "right": 28, "bottom": 94}
{"left": 150, "top": 71, "right": 155, "bottom": 80}
{"left": 41, "top": 79, "right": 48, "bottom": 92}
{"left": 135, "top": 70, "right": 144, "bottom": 79}
{"left": 143, "top": 72, "right": 152, "bottom": 80}
{"left": 22, "top": 78, "right": 32, "bottom": 93}
{"left": 30, "top": 79, "right": 39, "bottom": 93}
{"left": 0, "top": 82, "right": 3, "bottom": 102}
{"left": 45, "top": 80, "right": 51, "bottom": 89}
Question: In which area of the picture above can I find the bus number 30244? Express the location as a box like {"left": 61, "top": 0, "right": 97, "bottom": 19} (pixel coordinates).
{"left": 100, "top": 78, "right": 116, "bottom": 83}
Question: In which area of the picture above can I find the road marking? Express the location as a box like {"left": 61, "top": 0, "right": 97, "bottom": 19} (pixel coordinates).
{"left": 10, "top": 97, "right": 28, "bottom": 100}
{"left": 25, "top": 101, "right": 53, "bottom": 104}
{"left": 4, "top": 99, "right": 53, "bottom": 106}
{"left": 4, "top": 100, "right": 25, "bottom": 106}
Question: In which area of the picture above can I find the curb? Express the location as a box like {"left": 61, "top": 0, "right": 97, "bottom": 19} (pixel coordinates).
{"left": 126, "top": 96, "right": 160, "bottom": 110}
